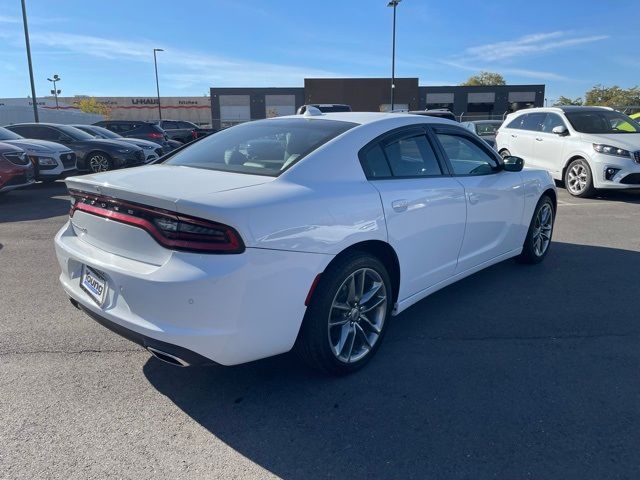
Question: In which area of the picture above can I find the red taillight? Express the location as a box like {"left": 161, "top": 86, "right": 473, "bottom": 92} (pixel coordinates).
{"left": 69, "top": 190, "right": 244, "bottom": 254}
{"left": 148, "top": 132, "right": 164, "bottom": 139}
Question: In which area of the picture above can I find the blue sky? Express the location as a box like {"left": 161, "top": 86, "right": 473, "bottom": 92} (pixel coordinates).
{"left": 1, "top": 0, "right": 638, "bottom": 103}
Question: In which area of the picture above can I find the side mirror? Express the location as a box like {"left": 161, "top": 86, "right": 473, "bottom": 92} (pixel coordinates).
{"left": 503, "top": 156, "right": 524, "bottom": 172}
{"left": 552, "top": 125, "right": 568, "bottom": 136}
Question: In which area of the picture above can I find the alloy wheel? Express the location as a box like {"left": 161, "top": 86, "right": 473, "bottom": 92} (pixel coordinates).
{"left": 89, "top": 155, "right": 110, "bottom": 173}
{"left": 567, "top": 163, "right": 588, "bottom": 195}
{"left": 532, "top": 203, "right": 553, "bottom": 256}
{"left": 328, "top": 268, "right": 388, "bottom": 363}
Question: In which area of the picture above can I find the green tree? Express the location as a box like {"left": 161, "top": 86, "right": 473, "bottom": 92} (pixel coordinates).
{"left": 584, "top": 85, "right": 640, "bottom": 107}
{"left": 460, "top": 71, "right": 506, "bottom": 86}
{"left": 553, "top": 96, "right": 583, "bottom": 106}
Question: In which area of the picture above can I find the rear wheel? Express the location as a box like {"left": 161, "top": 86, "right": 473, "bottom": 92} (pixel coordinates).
{"left": 564, "top": 158, "right": 595, "bottom": 197}
{"left": 517, "top": 196, "right": 555, "bottom": 264}
{"left": 295, "top": 252, "right": 393, "bottom": 375}
{"left": 87, "top": 152, "right": 113, "bottom": 173}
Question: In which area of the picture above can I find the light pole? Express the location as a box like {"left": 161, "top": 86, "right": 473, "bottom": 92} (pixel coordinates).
{"left": 387, "top": 0, "right": 401, "bottom": 112}
{"left": 47, "top": 74, "right": 61, "bottom": 109}
{"left": 153, "top": 48, "right": 163, "bottom": 120}
{"left": 20, "top": 0, "right": 39, "bottom": 122}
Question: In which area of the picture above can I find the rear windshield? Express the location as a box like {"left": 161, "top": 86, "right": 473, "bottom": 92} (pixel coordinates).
{"left": 165, "top": 118, "right": 356, "bottom": 176}
{"left": 565, "top": 110, "right": 640, "bottom": 134}
{"left": 475, "top": 122, "right": 502, "bottom": 135}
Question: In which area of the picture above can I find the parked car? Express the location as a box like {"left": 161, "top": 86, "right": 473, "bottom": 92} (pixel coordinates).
{"left": 297, "top": 104, "right": 352, "bottom": 114}
{"left": 154, "top": 120, "right": 217, "bottom": 144}
{"left": 0, "top": 143, "right": 35, "bottom": 194}
{"left": 5, "top": 123, "right": 146, "bottom": 173}
{"left": 408, "top": 109, "right": 457, "bottom": 122}
{"left": 496, "top": 106, "right": 640, "bottom": 197}
{"left": 56, "top": 111, "right": 556, "bottom": 374}
{"left": 0, "top": 126, "right": 76, "bottom": 182}
{"left": 461, "top": 120, "right": 503, "bottom": 148}
{"left": 93, "top": 120, "right": 173, "bottom": 151}
{"left": 72, "top": 124, "right": 165, "bottom": 163}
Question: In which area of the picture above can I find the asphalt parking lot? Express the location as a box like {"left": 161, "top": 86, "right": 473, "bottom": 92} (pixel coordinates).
{"left": 1, "top": 181, "right": 640, "bottom": 480}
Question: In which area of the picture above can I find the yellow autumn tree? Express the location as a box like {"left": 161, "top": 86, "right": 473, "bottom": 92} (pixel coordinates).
{"left": 76, "top": 97, "right": 112, "bottom": 118}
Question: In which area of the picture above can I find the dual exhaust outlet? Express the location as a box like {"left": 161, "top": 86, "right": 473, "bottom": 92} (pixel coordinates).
{"left": 146, "top": 346, "right": 190, "bottom": 367}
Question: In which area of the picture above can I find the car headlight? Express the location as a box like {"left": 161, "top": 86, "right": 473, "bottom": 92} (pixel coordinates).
{"left": 593, "top": 144, "right": 631, "bottom": 157}
{"left": 37, "top": 156, "right": 57, "bottom": 166}
{"left": 116, "top": 148, "right": 131, "bottom": 153}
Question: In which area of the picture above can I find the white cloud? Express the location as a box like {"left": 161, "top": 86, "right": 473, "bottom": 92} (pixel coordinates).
{"left": 462, "top": 31, "right": 608, "bottom": 62}
{"left": 441, "top": 60, "right": 569, "bottom": 82}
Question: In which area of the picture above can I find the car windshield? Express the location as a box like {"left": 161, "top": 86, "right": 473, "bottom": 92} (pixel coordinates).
{"left": 55, "top": 125, "right": 95, "bottom": 141}
{"left": 564, "top": 110, "right": 640, "bottom": 134}
{"left": 0, "top": 127, "right": 23, "bottom": 140}
{"left": 165, "top": 118, "right": 356, "bottom": 176}
{"left": 475, "top": 122, "right": 502, "bottom": 136}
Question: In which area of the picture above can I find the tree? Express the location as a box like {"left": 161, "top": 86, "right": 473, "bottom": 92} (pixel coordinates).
{"left": 460, "top": 71, "right": 506, "bottom": 86}
{"left": 584, "top": 85, "right": 640, "bottom": 107}
{"left": 76, "top": 97, "right": 111, "bottom": 118}
{"left": 553, "top": 96, "right": 583, "bottom": 106}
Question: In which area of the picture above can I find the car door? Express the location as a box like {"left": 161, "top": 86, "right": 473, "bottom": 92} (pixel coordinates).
{"left": 362, "top": 127, "right": 467, "bottom": 300}
{"left": 433, "top": 127, "right": 525, "bottom": 273}
{"left": 533, "top": 113, "right": 568, "bottom": 177}
{"left": 518, "top": 112, "right": 548, "bottom": 169}
{"left": 502, "top": 114, "right": 537, "bottom": 165}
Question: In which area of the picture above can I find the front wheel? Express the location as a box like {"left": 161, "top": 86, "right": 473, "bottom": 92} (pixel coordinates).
{"left": 295, "top": 252, "right": 393, "bottom": 375}
{"left": 564, "top": 158, "right": 595, "bottom": 197}
{"left": 87, "top": 152, "right": 113, "bottom": 173}
{"left": 517, "top": 196, "right": 555, "bottom": 264}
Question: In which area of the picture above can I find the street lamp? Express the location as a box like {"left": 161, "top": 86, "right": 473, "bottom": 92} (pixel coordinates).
{"left": 387, "top": 0, "right": 402, "bottom": 112}
{"left": 47, "top": 74, "right": 62, "bottom": 109}
{"left": 153, "top": 48, "right": 164, "bottom": 120}
{"left": 20, "top": 0, "right": 39, "bottom": 122}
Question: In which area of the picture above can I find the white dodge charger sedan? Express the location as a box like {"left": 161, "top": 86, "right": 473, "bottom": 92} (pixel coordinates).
{"left": 55, "top": 110, "right": 556, "bottom": 374}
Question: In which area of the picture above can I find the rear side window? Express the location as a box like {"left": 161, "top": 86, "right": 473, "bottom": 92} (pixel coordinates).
{"left": 521, "top": 113, "right": 547, "bottom": 131}
{"left": 383, "top": 135, "right": 442, "bottom": 177}
{"left": 163, "top": 121, "right": 179, "bottom": 129}
{"left": 165, "top": 118, "right": 356, "bottom": 176}
{"left": 360, "top": 144, "right": 392, "bottom": 178}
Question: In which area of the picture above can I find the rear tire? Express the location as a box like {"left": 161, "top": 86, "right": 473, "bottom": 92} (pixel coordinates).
{"left": 564, "top": 158, "right": 595, "bottom": 197}
{"left": 516, "top": 195, "right": 555, "bottom": 264}
{"left": 295, "top": 251, "right": 393, "bottom": 375}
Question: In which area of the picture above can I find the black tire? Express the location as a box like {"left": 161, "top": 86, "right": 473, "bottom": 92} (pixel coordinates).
{"left": 499, "top": 148, "right": 512, "bottom": 159}
{"left": 87, "top": 152, "right": 114, "bottom": 173}
{"left": 564, "top": 158, "right": 595, "bottom": 197}
{"left": 295, "top": 251, "right": 393, "bottom": 375}
{"left": 516, "top": 195, "right": 555, "bottom": 264}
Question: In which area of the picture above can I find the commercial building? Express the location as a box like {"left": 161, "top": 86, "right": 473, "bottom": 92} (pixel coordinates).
{"left": 210, "top": 79, "right": 544, "bottom": 129}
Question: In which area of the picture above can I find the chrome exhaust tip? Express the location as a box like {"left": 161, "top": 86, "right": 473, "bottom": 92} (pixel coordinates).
{"left": 147, "top": 346, "right": 190, "bottom": 367}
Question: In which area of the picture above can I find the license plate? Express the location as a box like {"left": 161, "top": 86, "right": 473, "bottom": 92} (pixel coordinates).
{"left": 80, "top": 265, "right": 107, "bottom": 306}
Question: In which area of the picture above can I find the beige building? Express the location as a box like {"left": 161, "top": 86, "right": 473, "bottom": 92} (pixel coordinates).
{"left": 56, "top": 96, "right": 212, "bottom": 126}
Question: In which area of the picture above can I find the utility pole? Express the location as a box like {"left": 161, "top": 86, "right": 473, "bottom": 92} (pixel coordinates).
{"left": 21, "top": 0, "right": 39, "bottom": 122}
{"left": 153, "top": 48, "right": 164, "bottom": 120}
{"left": 387, "top": 0, "right": 402, "bottom": 112}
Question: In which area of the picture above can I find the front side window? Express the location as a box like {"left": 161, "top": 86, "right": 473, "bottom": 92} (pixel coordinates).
{"left": 565, "top": 110, "right": 640, "bottom": 134}
{"left": 163, "top": 121, "right": 179, "bottom": 130}
{"left": 506, "top": 115, "right": 524, "bottom": 129}
{"left": 437, "top": 134, "right": 498, "bottom": 176}
{"left": 383, "top": 135, "right": 442, "bottom": 177}
{"left": 165, "top": 118, "right": 356, "bottom": 176}
{"left": 541, "top": 113, "right": 566, "bottom": 133}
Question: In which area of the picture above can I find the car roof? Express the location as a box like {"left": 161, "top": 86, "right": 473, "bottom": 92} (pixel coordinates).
{"left": 509, "top": 106, "right": 614, "bottom": 116}
{"left": 278, "top": 111, "right": 457, "bottom": 126}
{"left": 7, "top": 123, "right": 67, "bottom": 127}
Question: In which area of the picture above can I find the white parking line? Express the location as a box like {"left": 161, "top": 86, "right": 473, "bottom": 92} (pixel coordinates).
{"left": 557, "top": 200, "right": 612, "bottom": 206}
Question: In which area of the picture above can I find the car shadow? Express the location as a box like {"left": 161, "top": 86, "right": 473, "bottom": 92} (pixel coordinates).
{"left": 144, "top": 242, "right": 640, "bottom": 479}
{"left": 0, "top": 181, "right": 70, "bottom": 222}
{"left": 591, "top": 189, "right": 640, "bottom": 204}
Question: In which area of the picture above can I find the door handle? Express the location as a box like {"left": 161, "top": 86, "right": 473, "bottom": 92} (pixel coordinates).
{"left": 511, "top": 134, "right": 518, "bottom": 138}
{"left": 391, "top": 199, "right": 409, "bottom": 212}
{"left": 535, "top": 137, "right": 543, "bottom": 141}
{"left": 467, "top": 193, "right": 479, "bottom": 205}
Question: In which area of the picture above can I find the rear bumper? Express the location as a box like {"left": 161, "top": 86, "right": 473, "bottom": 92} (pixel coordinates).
{"left": 54, "top": 221, "right": 332, "bottom": 365}
{"left": 71, "top": 298, "right": 214, "bottom": 366}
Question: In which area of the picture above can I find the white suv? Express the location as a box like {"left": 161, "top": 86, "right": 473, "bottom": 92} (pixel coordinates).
{"left": 496, "top": 106, "right": 640, "bottom": 197}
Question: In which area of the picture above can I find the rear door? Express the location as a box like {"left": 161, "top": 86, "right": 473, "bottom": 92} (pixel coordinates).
{"left": 500, "top": 114, "right": 536, "bottom": 164}
{"left": 362, "top": 126, "right": 467, "bottom": 300}
{"left": 432, "top": 127, "right": 524, "bottom": 272}
{"left": 518, "top": 112, "right": 547, "bottom": 168}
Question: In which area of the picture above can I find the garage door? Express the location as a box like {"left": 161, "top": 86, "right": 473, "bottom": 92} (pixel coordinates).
{"left": 265, "top": 95, "right": 296, "bottom": 118}
{"left": 220, "top": 95, "right": 250, "bottom": 127}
